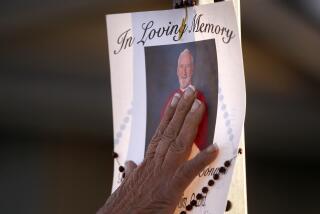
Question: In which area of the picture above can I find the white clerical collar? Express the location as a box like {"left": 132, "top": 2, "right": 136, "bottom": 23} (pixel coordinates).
{"left": 180, "top": 84, "right": 193, "bottom": 92}
{"left": 180, "top": 87, "right": 187, "bottom": 92}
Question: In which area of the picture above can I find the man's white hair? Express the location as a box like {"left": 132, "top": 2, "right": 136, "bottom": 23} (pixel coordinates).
{"left": 178, "top": 48, "right": 194, "bottom": 65}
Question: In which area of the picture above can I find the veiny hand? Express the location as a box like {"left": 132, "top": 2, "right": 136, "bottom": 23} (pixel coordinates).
{"left": 97, "top": 85, "right": 219, "bottom": 214}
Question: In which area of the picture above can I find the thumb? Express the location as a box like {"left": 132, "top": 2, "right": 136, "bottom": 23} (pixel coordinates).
{"left": 173, "top": 143, "right": 219, "bottom": 191}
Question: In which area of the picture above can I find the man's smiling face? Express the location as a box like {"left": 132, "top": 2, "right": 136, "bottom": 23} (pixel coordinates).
{"left": 177, "top": 51, "right": 193, "bottom": 90}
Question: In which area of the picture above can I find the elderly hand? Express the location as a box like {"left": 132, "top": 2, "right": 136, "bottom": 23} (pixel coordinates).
{"left": 97, "top": 85, "right": 219, "bottom": 214}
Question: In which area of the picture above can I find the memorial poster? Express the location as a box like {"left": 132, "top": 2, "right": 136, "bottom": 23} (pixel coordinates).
{"left": 106, "top": 2, "right": 246, "bottom": 213}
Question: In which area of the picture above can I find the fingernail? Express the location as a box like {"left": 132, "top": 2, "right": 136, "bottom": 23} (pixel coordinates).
{"left": 206, "top": 143, "right": 219, "bottom": 153}
{"left": 184, "top": 85, "right": 195, "bottom": 99}
{"left": 191, "top": 99, "right": 201, "bottom": 112}
{"left": 170, "top": 93, "right": 181, "bottom": 107}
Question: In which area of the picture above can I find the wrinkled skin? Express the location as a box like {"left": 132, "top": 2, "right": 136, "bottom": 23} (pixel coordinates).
{"left": 97, "top": 86, "right": 219, "bottom": 214}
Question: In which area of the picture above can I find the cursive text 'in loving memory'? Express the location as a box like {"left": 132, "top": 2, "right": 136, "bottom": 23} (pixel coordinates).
{"left": 113, "top": 13, "right": 236, "bottom": 55}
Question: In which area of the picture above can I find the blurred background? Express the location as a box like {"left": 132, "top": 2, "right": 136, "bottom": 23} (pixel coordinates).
{"left": 0, "top": 0, "right": 319, "bottom": 213}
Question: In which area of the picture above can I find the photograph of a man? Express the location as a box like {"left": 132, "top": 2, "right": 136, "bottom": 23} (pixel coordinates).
{"left": 162, "top": 49, "right": 208, "bottom": 151}
{"left": 145, "top": 39, "right": 218, "bottom": 156}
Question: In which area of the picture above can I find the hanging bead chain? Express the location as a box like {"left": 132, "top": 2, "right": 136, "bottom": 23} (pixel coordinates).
{"left": 113, "top": 152, "right": 126, "bottom": 179}
{"left": 174, "top": 0, "right": 197, "bottom": 9}
{"left": 113, "top": 148, "right": 243, "bottom": 212}
{"left": 180, "top": 148, "right": 243, "bottom": 213}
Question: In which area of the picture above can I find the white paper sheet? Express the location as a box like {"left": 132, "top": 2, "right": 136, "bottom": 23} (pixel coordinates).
{"left": 106, "top": 2, "right": 246, "bottom": 213}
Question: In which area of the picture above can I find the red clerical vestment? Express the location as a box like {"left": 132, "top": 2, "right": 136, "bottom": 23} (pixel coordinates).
{"left": 162, "top": 89, "right": 208, "bottom": 151}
